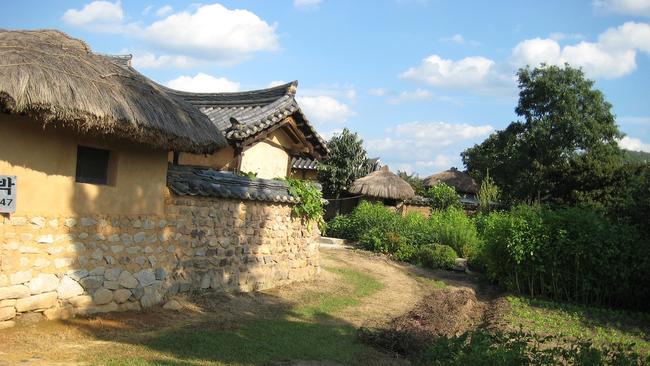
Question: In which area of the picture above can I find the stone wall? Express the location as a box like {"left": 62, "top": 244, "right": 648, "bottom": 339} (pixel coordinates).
{"left": 0, "top": 196, "right": 320, "bottom": 328}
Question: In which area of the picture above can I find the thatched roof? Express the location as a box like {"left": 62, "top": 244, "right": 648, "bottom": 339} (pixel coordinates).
{"left": 424, "top": 167, "right": 479, "bottom": 194}
{"left": 0, "top": 29, "right": 227, "bottom": 153}
{"left": 349, "top": 166, "right": 415, "bottom": 200}
{"left": 166, "top": 81, "right": 329, "bottom": 158}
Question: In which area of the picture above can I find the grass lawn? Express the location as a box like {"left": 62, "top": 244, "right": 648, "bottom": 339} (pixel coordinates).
{"left": 91, "top": 265, "right": 393, "bottom": 366}
{"left": 504, "top": 295, "right": 650, "bottom": 354}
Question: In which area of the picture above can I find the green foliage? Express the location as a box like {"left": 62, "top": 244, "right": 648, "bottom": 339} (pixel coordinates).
{"left": 430, "top": 206, "right": 481, "bottom": 258}
{"left": 235, "top": 170, "right": 258, "bottom": 179}
{"left": 317, "top": 128, "right": 370, "bottom": 198}
{"left": 423, "top": 183, "right": 461, "bottom": 211}
{"left": 419, "top": 330, "right": 647, "bottom": 366}
{"left": 479, "top": 205, "right": 650, "bottom": 310}
{"left": 416, "top": 244, "right": 457, "bottom": 270}
{"left": 477, "top": 171, "right": 500, "bottom": 213}
{"left": 325, "top": 201, "right": 464, "bottom": 267}
{"left": 462, "top": 64, "right": 623, "bottom": 205}
{"left": 285, "top": 178, "right": 324, "bottom": 229}
{"left": 324, "top": 214, "right": 353, "bottom": 239}
{"left": 360, "top": 327, "right": 648, "bottom": 366}
{"left": 397, "top": 170, "right": 427, "bottom": 196}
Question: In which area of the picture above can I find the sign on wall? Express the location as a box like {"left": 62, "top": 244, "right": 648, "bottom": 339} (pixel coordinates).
{"left": 0, "top": 175, "right": 16, "bottom": 213}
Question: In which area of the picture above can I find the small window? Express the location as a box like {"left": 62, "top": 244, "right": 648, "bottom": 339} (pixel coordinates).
{"left": 75, "top": 146, "right": 112, "bottom": 185}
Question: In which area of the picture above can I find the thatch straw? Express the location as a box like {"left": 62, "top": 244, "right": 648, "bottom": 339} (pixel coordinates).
{"left": 0, "top": 29, "right": 227, "bottom": 153}
{"left": 349, "top": 166, "right": 415, "bottom": 200}
{"left": 424, "top": 168, "right": 479, "bottom": 193}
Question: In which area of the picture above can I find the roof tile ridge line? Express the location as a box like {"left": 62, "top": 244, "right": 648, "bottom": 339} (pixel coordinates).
{"left": 161, "top": 80, "right": 299, "bottom": 99}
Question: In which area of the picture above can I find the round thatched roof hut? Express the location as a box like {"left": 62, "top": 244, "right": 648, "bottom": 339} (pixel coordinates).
{"left": 349, "top": 166, "right": 415, "bottom": 200}
{"left": 424, "top": 167, "right": 479, "bottom": 194}
{"left": 0, "top": 29, "right": 227, "bottom": 153}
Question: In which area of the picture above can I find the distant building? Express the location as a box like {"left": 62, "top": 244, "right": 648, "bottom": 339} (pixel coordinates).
{"left": 423, "top": 167, "right": 480, "bottom": 208}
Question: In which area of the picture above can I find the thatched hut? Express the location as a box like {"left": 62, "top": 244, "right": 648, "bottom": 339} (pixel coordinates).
{"left": 0, "top": 29, "right": 228, "bottom": 216}
{"left": 0, "top": 30, "right": 226, "bottom": 154}
{"left": 424, "top": 167, "right": 479, "bottom": 207}
{"left": 349, "top": 166, "right": 415, "bottom": 205}
{"left": 0, "top": 30, "right": 322, "bottom": 324}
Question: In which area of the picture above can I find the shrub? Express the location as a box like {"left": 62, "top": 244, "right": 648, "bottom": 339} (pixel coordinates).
{"left": 325, "top": 214, "right": 354, "bottom": 239}
{"left": 417, "top": 244, "right": 457, "bottom": 270}
{"left": 480, "top": 205, "right": 650, "bottom": 311}
{"left": 423, "top": 183, "right": 460, "bottom": 211}
{"left": 430, "top": 207, "right": 481, "bottom": 258}
{"left": 347, "top": 201, "right": 397, "bottom": 242}
{"left": 393, "top": 212, "right": 437, "bottom": 248}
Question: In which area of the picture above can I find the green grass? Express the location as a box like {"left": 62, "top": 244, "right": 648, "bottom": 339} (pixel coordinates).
{"left": 505, "top": 295, "right": 650, "bottom": 354}
{"left": 93, "top": 266, "right": 387, "bottom": 366}
{"left": 296, "top": 266, "right": 384, "bottom": 318}
{"left": 99, "top": 318, "right": 374, "bottom": 366}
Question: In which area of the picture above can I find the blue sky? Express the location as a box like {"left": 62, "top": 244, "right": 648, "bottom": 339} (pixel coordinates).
{"left": 2, "top": 0, "right": 650, "bottom": 175}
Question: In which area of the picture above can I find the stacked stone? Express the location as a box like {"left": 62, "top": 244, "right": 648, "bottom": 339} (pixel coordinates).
{"left": 0, "top": 214, "right": 179, "bottom": 327}
{"left": 165, "top": 197, "right": 320, "bottom": 293}
{"left": 0, "top": 196, "right": 320, "bottom": 328}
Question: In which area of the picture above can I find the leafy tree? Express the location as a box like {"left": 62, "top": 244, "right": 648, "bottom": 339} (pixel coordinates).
{"left": 477, "top": 171, "right": 500, "bottom": 213}
{"left": 423, "top": 183, "right": 460, "bottom": 211}
{"left": 317, "top": 128, "right": 369, "bottom": 198}
{"left": 397, "top": 170, "right": 426, "bottom": 196}
{"left": 462, "top": 64, "right": 623, "bottom": 205}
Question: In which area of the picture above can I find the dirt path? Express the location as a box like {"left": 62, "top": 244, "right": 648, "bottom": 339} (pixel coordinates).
{"left": 0, "top": 248, "right": 494, "bottom": 365}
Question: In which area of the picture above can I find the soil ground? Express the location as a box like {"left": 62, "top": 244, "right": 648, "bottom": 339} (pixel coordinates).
{"left": 0, "top": 248, "right": 493, "bottom": 366}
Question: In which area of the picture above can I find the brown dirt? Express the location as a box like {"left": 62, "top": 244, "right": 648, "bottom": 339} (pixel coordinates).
{"left": 0, "top": 248, "right": 502, "bottom": 365}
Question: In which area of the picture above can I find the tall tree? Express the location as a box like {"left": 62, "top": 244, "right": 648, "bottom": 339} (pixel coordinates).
{"left": 317, "top": 128, "right": 369, "bottom": 198}
{"left": 462, "top": 64, "right": 623, "bottom": 204}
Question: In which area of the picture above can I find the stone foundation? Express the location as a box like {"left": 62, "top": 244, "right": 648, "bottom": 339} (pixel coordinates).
{"left": 0, "top": 197, "right": 320, "bottom": 328}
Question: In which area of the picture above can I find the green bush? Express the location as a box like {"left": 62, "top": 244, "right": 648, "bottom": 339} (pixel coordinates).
{"left": 480, "top": 205, "right": 650, "bottom": 311}
{"left": 360, "top": 327, "right": 648, "bottom": 366}
{"left": 417, "top": 244, "right": 457, "bottom": 270}
{"left": 392, "top": 212, "right": 437, "bottom": 248}
{"left": 325, "top": 214, "right": 354, "bottom": 239}
{"left": 423, "top": 183, "right": 460, "bottom": 211}
{"left": 347, "top": 201, "right": 397, "bottom": 242}
{"left": 430, "top": 207, "right": 481, "bottom": 258}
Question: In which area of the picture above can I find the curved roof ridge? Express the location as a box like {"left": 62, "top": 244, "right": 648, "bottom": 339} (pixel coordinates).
{"left": 163, "top": 81, "right": 298, "bottom": 107}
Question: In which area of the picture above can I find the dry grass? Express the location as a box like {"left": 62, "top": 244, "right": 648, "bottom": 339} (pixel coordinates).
{"left": 0, "top": 249, "right": 455, "bottom": 366}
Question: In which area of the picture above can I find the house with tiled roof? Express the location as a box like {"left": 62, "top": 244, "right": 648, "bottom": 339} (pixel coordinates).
{"left": 165, "top": 81, "right": 329, "bottom": 179}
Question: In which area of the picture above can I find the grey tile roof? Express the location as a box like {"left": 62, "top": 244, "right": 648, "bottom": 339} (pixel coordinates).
{"left": 164, "top": 81, "right": 329, "bottom": 157}
{"left": 291, "top": 157, "right": 319, "bottom": 170}
{"left": 167, "top": 165, "right": 299, "bottom": 203}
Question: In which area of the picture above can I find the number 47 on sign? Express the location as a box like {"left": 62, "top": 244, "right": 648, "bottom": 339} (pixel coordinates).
{"left": 0, "top": 175, "right": 16, "bottom": 213}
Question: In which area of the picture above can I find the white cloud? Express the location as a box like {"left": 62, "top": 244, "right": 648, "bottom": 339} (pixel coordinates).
{"left": 63, "top": 2, "right": 279, "bottom": 66}
{"left": 364, "top": 121, "right": 494, "bottom": 175}
{"left": 142, "top": 5, "right": 154, "bottom": 15}
{"left": 167, "top": 73, "right": 240, "bottom": 93}
{"left": 142, "top": 4, "right": 279, "bottom": 65}
{"left": 368, "top": 88, "right": 387, "bottom": 96}
{"left": 131, "top": 52, "right": 198, "bottom": 69}
{"left": 511, "top": 22, "right": 650, "bottom": 79}
{"left": 439, "top": 33, "right": 480, "bottom": 46}
{"left": 401, "top": 55, "right": 493, "bottom": 87}
{"left": 548, "top": 32, "right": 585, "bottom": 41}
{"left": 155, "top": 5, "right": 173, "bottom": 17}
{"left": 294, "top": 0, "right": 322, "bottom": 9}
{"left": 388, "top": 89, "right": 434, "bottom": 104}
{"left": 400, "top": 55, "right": 513, "bottom": 92}
{"left": 441, "top": 34, "right": 465, "bottom": 44}
{"left": 593, "top": 0, "right": 650, "bottom": 17}
{"left": 619, "top": 136, "right": 650, "bottom": 152}
{"left": 268, "top": 80, "right": 287, "bottom": 88}
{"left": 62, "top": 1, "right": 124, "bottom": 29}
{"left": 296, "top": 96, "right": 355, "bottom": 124}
